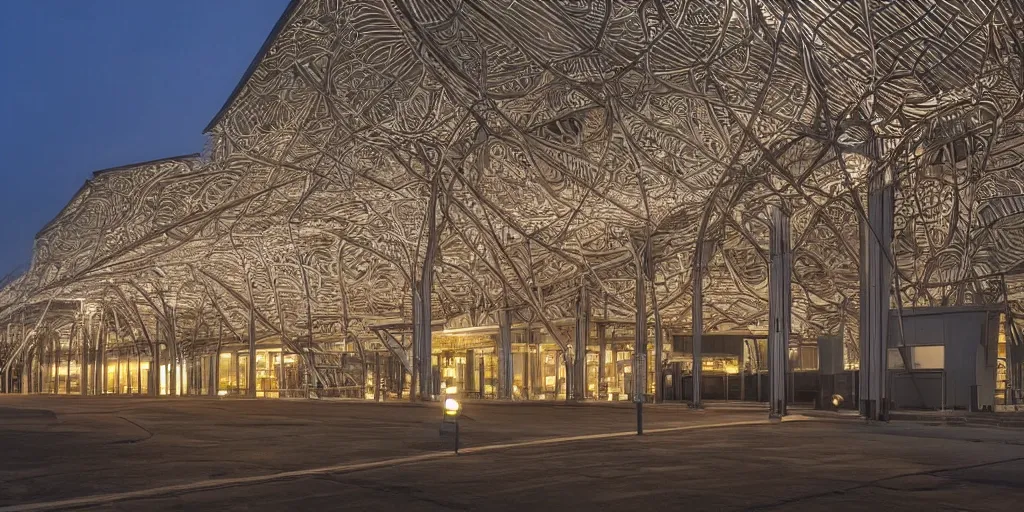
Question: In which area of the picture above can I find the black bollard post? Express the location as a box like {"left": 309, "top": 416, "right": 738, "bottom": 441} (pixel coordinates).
{"left": 636, "top": 401, "right": 643, "bottom": 435}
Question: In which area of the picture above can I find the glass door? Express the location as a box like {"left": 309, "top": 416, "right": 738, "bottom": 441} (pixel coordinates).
{"left": 238, "top": 354, "right": 249, "bottom": 395}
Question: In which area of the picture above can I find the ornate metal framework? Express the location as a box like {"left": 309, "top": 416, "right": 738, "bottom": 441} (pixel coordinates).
{"left": 1, "top": 0, "right": 1023, "bottom": 406}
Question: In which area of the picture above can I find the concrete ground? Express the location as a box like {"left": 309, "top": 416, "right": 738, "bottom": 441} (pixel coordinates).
{"left": 1, "top": 396, "right": 1023, "bottom": 511}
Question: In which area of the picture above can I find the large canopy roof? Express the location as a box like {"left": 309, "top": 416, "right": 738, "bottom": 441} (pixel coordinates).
{"left": 2, "top": 0, "right": 1024, "bottom": 365}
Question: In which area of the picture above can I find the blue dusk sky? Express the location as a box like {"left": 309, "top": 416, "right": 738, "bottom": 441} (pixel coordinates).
{"left": 0, "top": 0, "right": 290, "bottom": 278}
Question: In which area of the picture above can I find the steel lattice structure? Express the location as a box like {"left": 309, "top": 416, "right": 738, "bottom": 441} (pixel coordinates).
{"left": 1, "top": 0, "right": 1024, "bottom": 405}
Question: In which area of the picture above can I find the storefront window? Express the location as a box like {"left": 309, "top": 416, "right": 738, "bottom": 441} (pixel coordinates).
{"left": 217, "top": 353, "right": 235, "bottom": 394}
{"left": 238, "top": 354, "right": 249, "bottom": 394}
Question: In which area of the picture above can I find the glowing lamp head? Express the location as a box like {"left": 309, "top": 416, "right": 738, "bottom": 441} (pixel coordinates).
{"left": 831, "top": 394, "right": 844, "bottom": 408}
{"left": 444, "top": 398, "right": 461, "bottom": 416}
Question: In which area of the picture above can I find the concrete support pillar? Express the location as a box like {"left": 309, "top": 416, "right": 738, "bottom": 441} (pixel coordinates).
{"left": 633, "top": 270, "right": 647, "bottom": 403}
{"left": 859, "top": 166, "right": 893, "bottom": 420}
{"left": 573, "top": 287, "right": 589, "bottom": 401}
{"left": 768, "top": 205, "right": 792, "bottom": 418}
{"left": 497, "top": 308, "right": 513, "bottom": 399}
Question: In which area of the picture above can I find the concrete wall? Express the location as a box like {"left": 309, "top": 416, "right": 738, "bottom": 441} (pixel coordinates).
{"left": 888, "top": 306, "right": 999, "bottom": 410}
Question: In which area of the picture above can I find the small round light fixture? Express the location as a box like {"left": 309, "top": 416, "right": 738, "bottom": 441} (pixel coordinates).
{"left": 444, "top": 398, "right": 461, "bottom": 416}
{"left": 831, "top": 394, "right": 844, "bottom": 410}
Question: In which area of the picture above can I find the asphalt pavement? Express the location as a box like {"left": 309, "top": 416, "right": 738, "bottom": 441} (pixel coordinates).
{"left": 1, "top": 396, "right": 1022, "bottom": 511}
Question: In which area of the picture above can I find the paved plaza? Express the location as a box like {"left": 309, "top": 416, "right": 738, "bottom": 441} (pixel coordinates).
{"left": 2, "top": 397, "right": 1024, "bottom": 511}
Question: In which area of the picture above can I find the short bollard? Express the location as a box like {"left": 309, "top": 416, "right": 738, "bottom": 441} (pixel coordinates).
{"left": 440, "top": 396, "right": 462, "bottom": 454}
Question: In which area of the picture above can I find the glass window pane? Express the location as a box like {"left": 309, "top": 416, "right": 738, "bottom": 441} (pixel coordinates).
{"left": 887, "top": 349, "right": 905, "bottom": 370}
{"left": 911, "top": 345, "right": 944, "bottom": 369}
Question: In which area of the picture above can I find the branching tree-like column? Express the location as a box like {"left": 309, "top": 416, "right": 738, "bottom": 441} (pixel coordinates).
{"left": 416, "top": 169, "right": 442, "bottom": 401}
{"left": 247, "top": 303, "right": 257, "bottom": 399}
{"left": 152, "top": 325, "right": 161, "bottom": 397}
{"left": 79, "top": 307, "right": 89, "bottom": 396}
{"left": 21, "top": 325, "right": 31, "bottom": 394}
{"left": 573, "top": 286, "right": 589, "bottom": 401}
{"left": 597, "top": 320, "right": 606, "bottom": 400}
{"left": 859, "top": 164, "right": 893, "bottom": 421}
{"left": 692, "top": 247, "right": 704, "bottom": 409}
{"left": 497, "top": 307, "right": 512, "bottom": 399}
{"left": 768, "top": 205, "right": 792, "bottom": 419}
{"left": 634, "top": 263, "right": 647, "bottom": 405}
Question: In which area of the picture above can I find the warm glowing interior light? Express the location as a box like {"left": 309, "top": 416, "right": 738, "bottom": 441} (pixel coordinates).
{"left": 446, "top": 386, "right": 458, "bottom": 394}
{"left": 444, "top": 398, "right": 461, "bottom": 414}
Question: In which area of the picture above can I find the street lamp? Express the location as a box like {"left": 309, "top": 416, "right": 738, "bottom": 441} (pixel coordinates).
{"left": 444, "top": 397, "right": 461, "bottom": 416}
{"left": 441, "top": 395, "right": 462, "bottom": 454}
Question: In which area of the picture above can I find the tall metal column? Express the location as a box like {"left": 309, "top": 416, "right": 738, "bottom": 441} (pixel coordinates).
{"left": 410, "top": 282, "right": 420, "bottom": 401}
{"left": 497, "top": 308, "right": 513, "bottom": 399}
{"left": 573, "top": 287, "right": 589, "bottom": 401}
{"left": 739, "top": 342, "right": 746, "bottom": 401}
{"left": 414, "top": 278, "right": 435, "bottom": 400}
{"left": 80, "top": 314, "right": 89, "bottom": 396}
{"left": 1, "top": 327, "right": 6, "bottom": 394}
{"left": 247, "top": 305, "right": 257, "bottom": 398}
{"left": 692, "top": 251, "right": 704, "bottom": 408}
{"left": 374, "top": 352, "right": 381, "bottom": 402}
{"left": 653, "top": 304, "right": 663, "bottom": 404}
{"left": 597, "top": 322, "right": 607, "bottom": 400}
{"left": 768, "top": 205, "right": 791, "bottom": 418}
{"left": 634, "top": 269, "right": 647, "bottom": 403}
{"left": 465, "top": 348, "right": 476, "bottom": 395}
{"left": 859, "top": 166, "right": 893, "bottom": 420}
{"left": 525, "top": 327, "right": 534, "bottom": 399}
{"left": 23, "top": 346, "right": 30, "bottom": 394}
{"left": 417, "top": 175, "right": 440, "bottom": 401}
